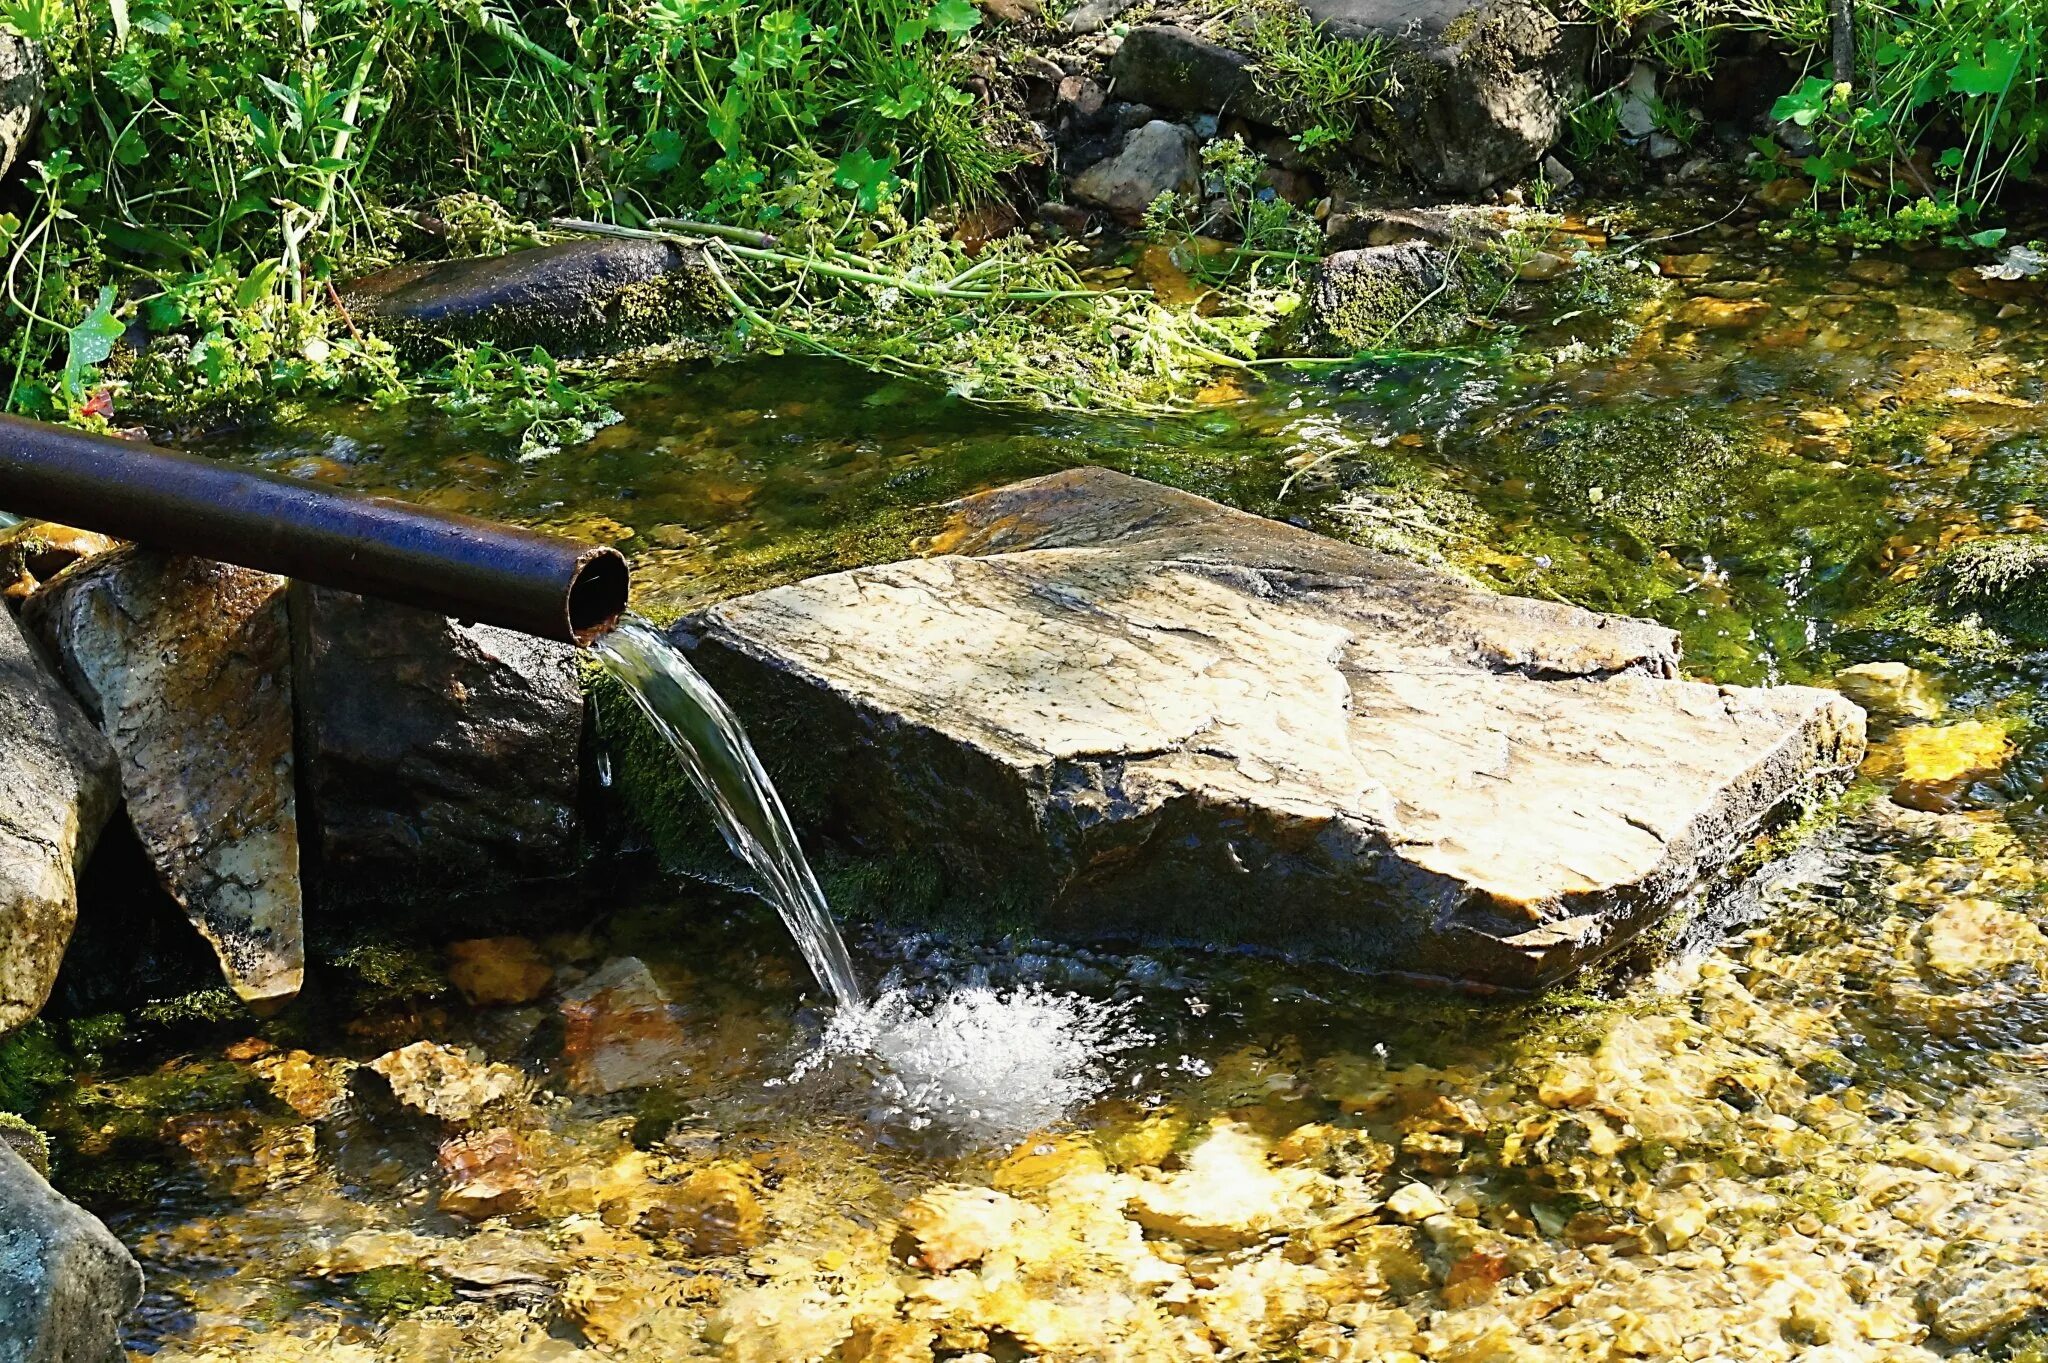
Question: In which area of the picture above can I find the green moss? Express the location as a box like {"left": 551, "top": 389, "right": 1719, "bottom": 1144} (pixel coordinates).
{"left": 1301, "top": 245, "right": 1495, "bottom": 355}
{"left": 136, "top": 989, "right": 254, "bottom": 1031}
{"left": 64, "top": 1014, "right": 128, "bottom": 1072}
{"left": 0, "top": 1023, "right": 73, "bottom": 1117}
{"left": 1922, "top": 533, "right": 2048, "bottom": 637}
{"left": 329, "top": 940, "right": 449, "bottom": 1007}
{"left": 0, "top": 1112, "right": 52, "bottom": 1178}
{"left": 348, "top": 1266, "right": 455, "bottom": 1318}
{"left": 1505, "top": 406, "right": 1748, "bottom": 546}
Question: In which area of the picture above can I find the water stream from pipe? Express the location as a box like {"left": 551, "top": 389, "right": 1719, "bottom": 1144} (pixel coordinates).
{"left": 594, "top": 614, "right": 865, "bottom": 1007}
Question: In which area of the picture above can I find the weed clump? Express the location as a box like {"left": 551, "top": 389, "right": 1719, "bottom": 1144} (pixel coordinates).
{"left": 1921, "top": 534, "right": 2048, "bottom": 637}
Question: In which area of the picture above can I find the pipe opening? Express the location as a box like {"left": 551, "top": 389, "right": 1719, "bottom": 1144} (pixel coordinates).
{"left": 568, "top": 548, "right": 631, "bottom": 645}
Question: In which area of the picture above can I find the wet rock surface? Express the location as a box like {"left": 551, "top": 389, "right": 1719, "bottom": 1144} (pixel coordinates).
{"left": 289, "top": 585, "right": 584, "bottom": 902}
{"left": 0, "top": 607, "right": 118, "bottom": 1036}
{"left": 0, "top": 1142, "right": 143, "bottom": 1363}
{"left": 26, "top": 550, "right": 303, "bottom": 1010}
{"left": 1292, "top": 241, "right": 1478, "bottom": 354}
{"left": 679, "top": 468, "right": 1864, "bottom": 989}
{"left": 343, "top": 238, "right": 726, "bottom": 359}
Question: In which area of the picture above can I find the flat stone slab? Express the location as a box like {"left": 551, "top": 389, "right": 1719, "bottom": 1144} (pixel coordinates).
{"left": 29, "top": 550, "right": 304, "bottom": 1009}
{"left": 678, "top": 469, "right": 1865, "bottom": 990}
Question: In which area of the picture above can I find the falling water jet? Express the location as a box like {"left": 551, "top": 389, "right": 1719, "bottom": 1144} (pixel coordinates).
{"left": 595, "top": 615, "right": 864, "bottom": 1007}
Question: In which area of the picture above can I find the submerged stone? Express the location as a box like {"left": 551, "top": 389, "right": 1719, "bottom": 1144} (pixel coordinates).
{"left": 672, "top": 469, "right": 1864, "bottom": 990}
{"left": 0, "top": 1141, "right": 144, "bottom": 1363}
{"left": 0, "top": 607, "right": 118, "bottom": 1035}
{"left": 361, "top": 1041, "right": 528, "bottom": 1126}
{"left": 447, "top": 937, "right": 555, "bottom": 1008}
{"left": 558, "top": 957, "right": 690, "bottom": 1095}
{"left": 27, "top": 550, "right": 303, "bottom": 1010}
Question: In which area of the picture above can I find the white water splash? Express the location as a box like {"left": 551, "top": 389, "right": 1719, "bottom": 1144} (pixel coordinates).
{"left": 790, "top": 981, "right": 1143, "bottom": 1142}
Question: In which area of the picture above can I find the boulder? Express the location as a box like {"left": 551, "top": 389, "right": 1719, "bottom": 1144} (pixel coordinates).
{"left": 342, "top": 237, "right": 727, "bottom": 360}
{"left": 1309, "top": 0, "right": 1588, "bottom": 193}
{"left": 0, "top": 1141, "right": 144, "bottom": 1363}
{"left": 26, "top": 550, "right": 302, "bottom": 1010}
{"left": 288, "top": 585, "right": 584, "bottom": 902}
{"left": 671, "top": 468, "right": 1864, "bottom": 990}
{"left": 0, "top": 36, "right": 37, "bottom": 185}
{"left": 1288, "top": 242, "right": 1479, "bottom": 355}
{"left": 1068, "top": 120, "right": 1202, "bottom": 223}
{"left": 0, "top": 609, "right": 118, "bottom": 1035}
{"left": 1106, "top": 26, "right": 1285, "bottom": 125}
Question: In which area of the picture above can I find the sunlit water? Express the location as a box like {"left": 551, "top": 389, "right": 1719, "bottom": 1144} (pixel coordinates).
{"left": 594, "top": 614, "right": 863, "bottom": 1007}
{"left": 596, "top": 615, "right": 1136, "bottom": 1138}
{"left": 46, "top": 215, "right": 2048, "bottom": 1360}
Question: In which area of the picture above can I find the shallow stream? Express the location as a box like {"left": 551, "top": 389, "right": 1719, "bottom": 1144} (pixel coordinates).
{"left": 51, "top": 213, "right": 2048, "bottom": 1361}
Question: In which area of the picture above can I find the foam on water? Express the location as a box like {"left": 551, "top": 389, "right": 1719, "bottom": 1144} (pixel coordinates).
{"left": 790, "top": 979, "right": 1144, "bottom": 1142}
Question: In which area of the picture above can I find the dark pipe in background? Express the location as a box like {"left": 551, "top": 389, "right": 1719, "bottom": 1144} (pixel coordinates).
{"left": 0, "top": 414, "right": 628, "bottom": 645}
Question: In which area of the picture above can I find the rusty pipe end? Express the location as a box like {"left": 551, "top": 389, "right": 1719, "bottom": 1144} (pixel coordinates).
{"left": 567, "top": 546, "right": 631, "bottom": 646}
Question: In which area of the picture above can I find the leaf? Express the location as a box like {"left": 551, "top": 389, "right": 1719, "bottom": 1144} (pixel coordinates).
{"left": 928, "top": 0, "right": 981, "bottom": 38}
{"left": 1949, "top": 39, "right": 2022, "bottom": 97}
{"left": 873, "top": 83, "right": 929, "bottom": 118}
{"left": 1969, "top": 227, "right": 2008, "bottom": 248}
{"left": 62, "top": 287, "right": 125, "bottom": 403}
{"left": 641, "top": 127, "right": 685, "bottom": 173}
{"left": 892, "top": 15, "right": 928, "bottom": 45}
{"left": 235, "top": 258, "right": 282, "bottom": 310}
{"left": 833, "top": 146, "right": 898, "bottom": 212}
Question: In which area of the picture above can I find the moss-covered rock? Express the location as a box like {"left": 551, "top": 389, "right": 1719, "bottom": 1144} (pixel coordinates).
{"left": 1922, "top": 533, "right": 2048, "bottom": 637}
{"left": 1502, "top": 406, "right": 1749, "bottom": 546}
{"left": 0, "top": 1110, "right": 50, "bottom": 1178}
{"left": 1283, "top": 242, "right": 1493, "bottom": 355}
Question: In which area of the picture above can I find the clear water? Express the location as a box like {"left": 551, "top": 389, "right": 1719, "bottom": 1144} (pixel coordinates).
{"left": 44, "top": 213, "right": 2048, "bottom": 1362}
{"left": 593, "top": 614, "right": 863, "bottom": 1007}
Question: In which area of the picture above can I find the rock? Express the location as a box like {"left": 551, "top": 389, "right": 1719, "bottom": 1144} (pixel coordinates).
{"left": 0, "top": 1115, "right": 48, "bottom": 1180}
{"left": 979, "top": 0, "right": 1037, "bottom": 19}
{"left": 1887, "top": 719, "right": 2010, "bottom": 812}
{"left": 1539, "top": 154, "right": 1575, "bottom": 188}
{"left": 673, "top": 468, "right": 1865, "bottom": 990}
{"left": 1757, "top": 176, "right": 1811, "bottom": 210}
{"left": 1322, "top": 204, "right": 1501, "bottom": 252}
{"left": 1068, "top": 120, "right": 1201, "bottom": 223}
{"left": 0, "top": 608, "right": 118, "bottom": 1035}
{"left": 343, "top": 238, "right": 725, "bottom": 360}
{"left": 1846, "top": 257, "right": 1910, "bottom": 286}
{"left": 1385, "top": 1182, "right": 1449, "bottom": 1222}
{"left": 1062, "top": 0, "right": 1133, "bottom": 34}
{"left": 1313, "top": 0, "right": 1589, "bottom": 193}
{"left": 0, "top": 36, "right": 37, "bottom": 184}
{"left": 1919, "top": 901, "right": 2045, "bottom": 982}
{"left": 1675, "top": 296, "right": 1773, "bottom": 330}
{"left": 437, "top": 1128, "right": 538, "bottom": 1222}
{"left": 1285, "top": 242, "right": 1477, "bottom": 357}
{"left": 27, "top": 550, "right": 302, "bottom": 1009}
{"left": 0, "top": 1141, "right": 144, "bottom": 1363}
{"left": 1105, "top": 27, "right": 1283, "bottom": 125}
{"left": 1035, "top": 200, "right": 1093, "bottom": 239}
{"left": 1515, "top": 249, "right": 1573, "bottom": 281}
{"left": 0, "top": 522, "right": 116, "bottom": 602}
{"left": 559, "top": 957, "right": 690, "bottom": 1094}
{"left": 1919, "top": 1261, "right": 2048, "bottom": 1346}
{"left": 1833, "top": 661, "right": 1942, "bottom": 724}
{"left": 900, "top": 1186, "right": 1036, "bottom": 1271}
{"left": 289, "top": 585, "right": 584, "bottom": 903}
{"left": 447, "top": 937, "right": 554, "bottom": 1007}
{"left": 1057, "top": 74, "right": 1106, "bottom": 118}
{"left": 362, "top": 1041, "right": 528, "bottom": 1125}
{"left": 628, "top": 1162, "right": 767, "bottom": 1256}
{"left": 1126, "top": 1123, "right": 1314, "bottom": 1248}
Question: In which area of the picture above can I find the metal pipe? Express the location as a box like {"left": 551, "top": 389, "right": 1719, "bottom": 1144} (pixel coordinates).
{"left": 0, "top": 414, "right": 629, "bottom": 646}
